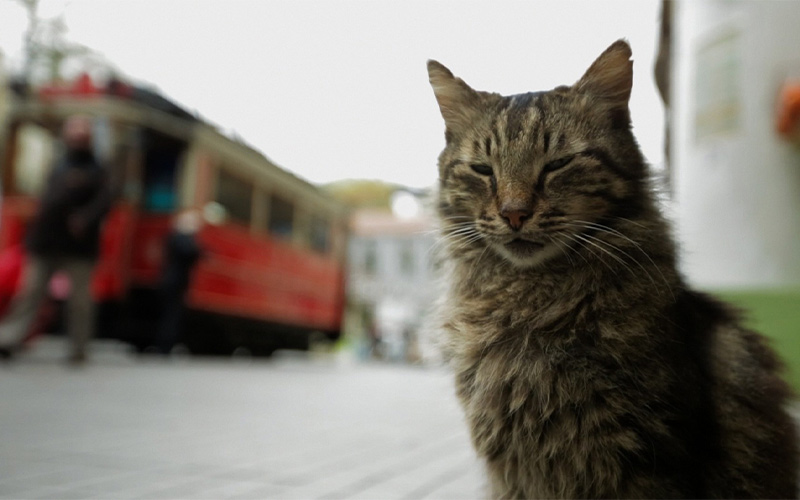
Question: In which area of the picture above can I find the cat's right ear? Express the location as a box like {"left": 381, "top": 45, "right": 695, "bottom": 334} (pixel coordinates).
{"left": 427, "top": 60, "right": 479, "bottom": 133}
{"left": 574, "top": 40, "right": 633, "bottom": 110}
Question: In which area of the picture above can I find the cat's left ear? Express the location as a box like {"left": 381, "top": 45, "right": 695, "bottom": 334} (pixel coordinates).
{"left": 574, "top": 39, "right": 633, "bottom": 112}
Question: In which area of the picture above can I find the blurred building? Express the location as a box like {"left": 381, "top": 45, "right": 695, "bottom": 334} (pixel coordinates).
{"left": 671, "top": 1, "right": 800, "bottom": 289}
{"left": 346, "top": 192, "right": 438, "bottom": 363}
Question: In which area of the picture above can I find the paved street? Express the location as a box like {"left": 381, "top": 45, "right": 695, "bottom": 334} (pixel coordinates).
{"left": 0, "top": 339, "right": 485, "bottom": 499}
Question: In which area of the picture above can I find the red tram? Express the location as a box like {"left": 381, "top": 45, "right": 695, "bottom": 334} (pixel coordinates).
{"left": 0, "top": 75, "right": 349, "bottom": 354}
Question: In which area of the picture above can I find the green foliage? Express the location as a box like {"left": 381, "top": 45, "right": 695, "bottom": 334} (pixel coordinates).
{"left": 323, "top": 179, "right": 401, "bottom": 211}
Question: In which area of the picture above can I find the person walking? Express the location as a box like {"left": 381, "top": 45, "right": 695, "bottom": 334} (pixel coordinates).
{"left": 152, "top": 209, "right": 202, "bottom": 355}
{"left": 0, "top": 115, "right": 113, "bottom": 365}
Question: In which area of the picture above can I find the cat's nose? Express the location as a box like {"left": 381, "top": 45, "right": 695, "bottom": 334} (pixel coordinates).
{"left": 500, "top": 206, "right": 532, "bottom": 231}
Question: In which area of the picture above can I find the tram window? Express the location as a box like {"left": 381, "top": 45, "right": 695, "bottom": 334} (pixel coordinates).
{"left": 309, "top": 215, "right": 330, "bottom": 254}
{"left": 268, "top": 195, "right": 294, "bottom": 239}
{"left": 143, "top": 149, "right": 180, "bottom": 212}
{"left": 12, "top": 124, "right": 56, "bottom": 196}
{"left": 216, "top": 169, "right": 253, "bottom": 224}
{"left": 142, "top": 131, "right": 185, "bottom": 213}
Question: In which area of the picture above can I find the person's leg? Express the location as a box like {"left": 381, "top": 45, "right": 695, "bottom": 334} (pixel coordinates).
{"left": 62, "top": 259, "right": 95, "bottom": 363}
{"left": 155, "top": 291, "right": 184, "bottom": 355}
{"left": 0, "top": 256, "right": 54, "bottom": 355}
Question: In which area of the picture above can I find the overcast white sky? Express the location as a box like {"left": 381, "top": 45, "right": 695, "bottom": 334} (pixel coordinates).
{"left": 1, "top": 0, "right": 665, "bottom": 189}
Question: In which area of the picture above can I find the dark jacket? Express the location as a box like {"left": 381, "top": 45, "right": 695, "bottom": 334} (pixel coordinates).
{"left": 25, "top": 149, "right": 112, "bottom": 258}
{"left": 160, "top": 231, "right": 202, "bottom": 295}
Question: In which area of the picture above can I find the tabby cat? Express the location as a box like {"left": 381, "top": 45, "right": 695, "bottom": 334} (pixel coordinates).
{"left": 427, "top": 39, "right": 799, "bottom": 499}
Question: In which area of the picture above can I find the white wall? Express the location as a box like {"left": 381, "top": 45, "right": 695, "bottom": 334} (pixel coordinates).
{"left": 673, "top": 0, "right": 800, "bottom": 289}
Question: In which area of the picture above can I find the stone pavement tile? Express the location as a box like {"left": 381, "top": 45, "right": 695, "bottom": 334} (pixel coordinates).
{"left": 0, "top": 479, "right": 45, "bottom": 498}
{"left": 300, "top": 446, "right": 463, "bottom": 498}
{"left": 424, "top": 474, "right": 487, "bottom": 500}
{"left": 419, "top": 458, "right": 487, "bottom": 500}
{"left": 202, "top": 479, "right": 286, "bottom": 499}
{"left": 0, "top": 461, "right": 121, "bottom": 491}
{"left": 0, "top": 458, "right": 53, "bottom": 486}
{"left": 264, "top": 432, "right": 388, "bottom": 478}
{"left": 33, "top": 485, "right": 110, "bottom": 500}
{"left": 205, "top": 465, "right": 276, "bottom": 484}
{"left": 279, "top": 432, "right": 468, "bottom": 499}
{"left": 129, "top": 475, "right": 268, "bottom": 500}
{"left": 347, "top": 448, "right": 479, "bottom": 499}
{"left": 8, "top": 486, "right": 69, "bottom": 500}
{"left": 19, "top": 475, "right": 147, "bottom": 500}
{"left": 54, "top": 469, "right": 193, "bottom": 500}
{"left": 224, "top": 483, "right": 291, "bottom": 500}
{"left": 267, "top": 441, "right": 391, "bottom": 487}
{"left": 33, "top": 450, "right": 162, "bottom": 473}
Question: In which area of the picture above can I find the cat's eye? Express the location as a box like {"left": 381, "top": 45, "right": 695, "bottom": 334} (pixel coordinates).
{"left": 470, "top": 164, "right": 494, "bottom": 176}
{"left": 543, "top": 156, "right": 574, "bottom": 173}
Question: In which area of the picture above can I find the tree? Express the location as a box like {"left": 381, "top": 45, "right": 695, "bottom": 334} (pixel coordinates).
{"left": 18, "top": 0, "right": 109, "bottom": 85}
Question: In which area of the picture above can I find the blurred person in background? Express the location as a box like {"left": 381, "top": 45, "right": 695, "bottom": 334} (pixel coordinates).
{"left": 0, "top": 115, "right": 113, "bottom": 365}
{"left": 151, "top": 209, "right": 203, "bottom": 355}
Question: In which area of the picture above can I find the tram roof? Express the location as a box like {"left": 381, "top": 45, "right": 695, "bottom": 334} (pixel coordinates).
{"left": 6, "top": 74, "right": 347, "bottom": 216}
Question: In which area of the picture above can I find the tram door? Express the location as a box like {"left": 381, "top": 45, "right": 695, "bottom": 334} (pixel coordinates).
{"left": 121, "top": 128, "right": 190, "bottom": 348}
{"left": 128, "top": 128, "right": 190, "bottom": 283}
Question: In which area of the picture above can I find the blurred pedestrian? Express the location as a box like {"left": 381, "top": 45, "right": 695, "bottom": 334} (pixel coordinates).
{"left": 0, "top": 115, "right": 113, "bottom": 364}
{"left": 152, "top": 209, "right": 203, "bottom": 355}
{"left": 367, "top": 316, "right": 383, "bottom": 360}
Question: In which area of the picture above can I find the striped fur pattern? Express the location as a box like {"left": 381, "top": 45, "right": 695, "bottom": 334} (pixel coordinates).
{"left": 427, "top": 40, "right": 798, "bottom": 498}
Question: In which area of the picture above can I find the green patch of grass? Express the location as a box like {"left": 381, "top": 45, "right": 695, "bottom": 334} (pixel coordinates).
{"left": 716, "top": 289, "right": 800, "bottom": 391}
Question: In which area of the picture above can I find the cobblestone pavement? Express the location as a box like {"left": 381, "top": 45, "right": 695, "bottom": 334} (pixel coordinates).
{"left": 0, "top": 339, "right": 485, "bottom": 499}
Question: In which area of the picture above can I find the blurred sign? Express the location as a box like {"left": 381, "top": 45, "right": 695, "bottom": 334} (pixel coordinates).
{"left": 695, "top": 29, "right": 741, "bottom": 141}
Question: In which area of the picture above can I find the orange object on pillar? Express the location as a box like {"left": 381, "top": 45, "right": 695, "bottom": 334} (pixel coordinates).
{"left": 776, "top": 82, "right": 800, "bottom": 137}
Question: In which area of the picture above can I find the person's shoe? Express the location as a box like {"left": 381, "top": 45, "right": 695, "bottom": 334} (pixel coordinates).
{"left": 0, "top": 345, "right": 16, "bottom": 362}
{"left": 67, "top": 352, "right": 87, "bottom": 367}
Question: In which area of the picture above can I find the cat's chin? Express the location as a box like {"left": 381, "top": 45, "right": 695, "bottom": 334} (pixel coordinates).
{"left": 492, "top": 239, "right": 562, "bottom": 269}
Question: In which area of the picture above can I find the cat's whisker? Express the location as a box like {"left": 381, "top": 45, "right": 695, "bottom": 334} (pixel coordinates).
{"left": 550, "top": 232, "right": 588, "bottom": 268}
{"left": 430, "top": 232, "right": 470, "bottom": 258}
{"left": 573, "top": 225, "right": 655, "bottom": 278}
{"left": 576, "top": 232, "right": 643, "bottom": 277}
{"left": 440, "top": 215, "right": 474, "bottom": 222}
{"left": 444, "top": 231, "right": 482, "bottom": 249}
{"left": 547, "top": 234, "right": 575, "bottom": 268}
{"left": 459, "top": 232, "right": 486, "bottom": 248}
{"left": 567, "top": 220, "right": 674, "bottom": 297}
{"left": 569, "top": 220, "right": 647, "bottom": 251}
{"left": 559, "top": 232, "right": 603, "bottom": 267}
{"left": 565, "top": 233, "right": 621, "bottom": 277}
{"left": 542, "top": 232, "right": 574, "bottom": 268}
{"left": 575, "top": 230, "right": 658, "bottom": 286}
{"left": 465, "top": 244, "right": 493, "bottom": 284}
{"left": 430, "top": 223, "right": 482, "bottom": 255}
{"left": 436, "top": 226, "right": 486, "bottom": 255}
{"left": 611, "top": 216, "right": 648, "bottom": 229}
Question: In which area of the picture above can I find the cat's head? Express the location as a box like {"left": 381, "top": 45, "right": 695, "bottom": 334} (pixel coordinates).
{"left": 428, "top": 40, "right": 649, "bottom": 269}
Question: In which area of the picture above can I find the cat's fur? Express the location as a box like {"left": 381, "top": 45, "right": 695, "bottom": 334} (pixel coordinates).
{"left": 427, "top": 40, "right": 799, "bottom": 499}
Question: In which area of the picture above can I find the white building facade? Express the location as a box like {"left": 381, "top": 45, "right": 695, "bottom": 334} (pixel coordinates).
{"left": 671, "top": 0, "right": 800, "bottom": 289}
{"left": 346, "top": 209, "right": 439, "bottom": 362}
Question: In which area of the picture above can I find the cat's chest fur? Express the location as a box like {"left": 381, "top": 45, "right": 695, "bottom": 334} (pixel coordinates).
{"left": 444, "top": 277, "right": 671, "bottom": 498}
